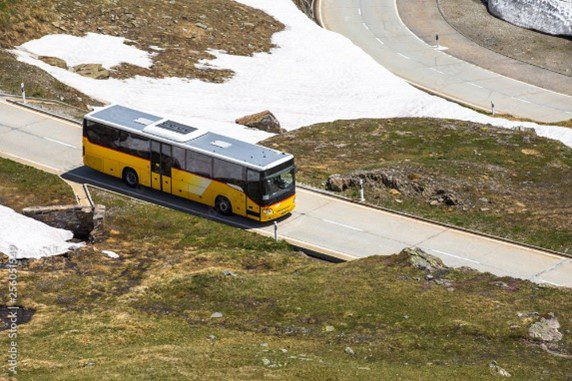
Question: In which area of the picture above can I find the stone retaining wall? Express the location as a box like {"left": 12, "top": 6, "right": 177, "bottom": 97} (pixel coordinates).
{"left": 22, "top": 204, "right": 105, "bottom": 241}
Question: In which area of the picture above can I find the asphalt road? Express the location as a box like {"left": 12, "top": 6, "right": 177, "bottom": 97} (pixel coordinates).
{"left": 318, "top": 0, "right": 572, "bottom": 123}
{"left": 0, "top": 99, "right": 570, "bottom": 287}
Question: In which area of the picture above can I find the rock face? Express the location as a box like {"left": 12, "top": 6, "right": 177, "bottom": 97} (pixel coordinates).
{"left": 529, "top": 315, "right": 563, "bottom": 342}
{"left": 487, "top": 0, "right": 572, "bottom": 36}
{"left": 235, "top": 110, "right": 285, "bottom": 134}
{"left": 325, "top": 169, "right": 463, "bottom": 207}
{"left": 22, "top": 204, "right": 106, "bottom": 241}
{"left": 71, "top": 63, "right": 111, "bottom": 79}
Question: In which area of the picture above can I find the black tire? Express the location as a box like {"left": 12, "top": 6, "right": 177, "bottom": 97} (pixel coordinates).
{"left": 122, "top": 168, "right": 138, "bottom": 188}
{"left": 215, "top": 196, "right": 232, "bottom": 216}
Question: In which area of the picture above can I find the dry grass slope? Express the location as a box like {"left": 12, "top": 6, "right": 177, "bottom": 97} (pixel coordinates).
{"left": 0, "top": 158, "right": 570, "bottom": 379}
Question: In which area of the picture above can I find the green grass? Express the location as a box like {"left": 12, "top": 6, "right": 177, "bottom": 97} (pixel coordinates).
{"left": 0, "top": 156, "right": 75, "bottom": 211}
{"left": 265, "top": 118, "right": 572, "bottom": 253}
{"left": 0, "top": 159, "right": 570, "bottom": 379}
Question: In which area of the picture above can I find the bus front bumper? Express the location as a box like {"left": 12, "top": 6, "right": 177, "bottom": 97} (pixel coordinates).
{"left": 260, "top": 194, "right": 296, "bottom": 222}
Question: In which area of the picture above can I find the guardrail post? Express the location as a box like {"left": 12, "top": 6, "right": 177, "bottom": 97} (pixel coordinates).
{"left": 274, "top": 221, "right": 278, "bottom": 241}
{"left": 20, "top": 82, "right": 26, "bottom": 103}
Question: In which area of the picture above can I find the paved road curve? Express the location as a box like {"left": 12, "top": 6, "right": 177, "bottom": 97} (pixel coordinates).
{"left": 318, "top": 0, "right": 572, "bottom": 123}
{"left": 0, "top": 99, "right": 570, "bottom": 287}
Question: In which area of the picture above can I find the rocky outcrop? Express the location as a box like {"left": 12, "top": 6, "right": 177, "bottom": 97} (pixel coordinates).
{"left": 39, "top": 56, "right": 68, "bottom": 69}
{"left": 401, "top": 247, "right": 446, "bottom": 273}
{"left": 22, "top": 204, "right": 105, "bottom": 241}
{"left": 487, "top": 0, "right": 572, "bottom": 36}
{"left": 71, "top": 63, "right": 110, "bottom": 79}
{"left": 235, "top": 110, "right": 285, "bottom": 134}
{"left": 325, "top": 169, "right": 463, "bottom": 207}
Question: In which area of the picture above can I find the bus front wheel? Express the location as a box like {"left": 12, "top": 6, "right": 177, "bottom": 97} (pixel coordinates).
{"left": 122, "top": 168, "right": 138, "bottom": 188}
{"left": 215, "top": 196, "right": 232, "bottom": 216}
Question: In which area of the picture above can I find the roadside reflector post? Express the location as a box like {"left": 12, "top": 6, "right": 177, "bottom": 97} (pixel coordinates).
{"left": 491, "top": 101, "right": 495, "bottom": 116}
{"left": 435, "top": 34, "right": 439, "bottom": 49}
{"left": 20, "top": 82, "right": 26, "bottom": 103}
{"left": 273, "top": 221, "right": 278, "bottom": 241}
{"left": 359, "top": 178, "right": 365, "bottom": 202}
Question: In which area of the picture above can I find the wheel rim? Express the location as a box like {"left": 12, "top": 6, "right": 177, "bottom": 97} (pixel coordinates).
{"left": 126, "top": 172, "right": 137, "bottom": 185}
{"left": 218, "top": 199, "right": 230, "bottom": 213}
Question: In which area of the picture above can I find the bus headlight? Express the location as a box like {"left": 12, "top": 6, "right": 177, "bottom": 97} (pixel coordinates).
{"left": 263, "top": 209, "right": 273, "bottom": 215}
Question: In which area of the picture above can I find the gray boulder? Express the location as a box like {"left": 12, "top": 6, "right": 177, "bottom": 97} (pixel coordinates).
{"left": 235, "top": 110, "right": 285, "bottom": 134}
{"left": 401, "top": 247, "right": 447, "bottom": 273}
{"left": 529, "top": 315, "right": 563, "bottom": 342}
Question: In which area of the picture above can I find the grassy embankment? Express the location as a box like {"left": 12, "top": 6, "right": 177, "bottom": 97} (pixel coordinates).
{"left": 265, "top": 118, "right": 572, "bottom": 253}
{"left": 0, "top": 158, "right": 571, "bottom": 379}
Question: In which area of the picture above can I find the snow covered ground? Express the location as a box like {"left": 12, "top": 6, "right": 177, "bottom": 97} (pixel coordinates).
{"left": 487, "top": 0, "right": 572, "bottom": 36}
{"left": 0, "top": 205, "right": 83, "bottom": 259}
{"left": 9, "top": 0, "right": 572, "bottom": 147}
{"left": 19, "top": 33, "right": 153, "bottom": 69}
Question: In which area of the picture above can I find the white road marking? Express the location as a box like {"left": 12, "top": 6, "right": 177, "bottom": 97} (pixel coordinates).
{"left": 468, "top": 83, "right": 483, "bottom": 89}
{"left": 322, "top": 218, "right": 363, "bottom": 232}
{"left": 565, "top": 111, "right": 572, "bottom": 115}
{"left": 425, "top": 248, "right": 481, "bottom": 265}
{"left": 358, "top": 8, "right": 362, "bottom": 16}
{"left": 362, "top": 23, "right": 369, "bottom": 30}
{"left": 513, "top": 97, "right": 531, "bottom": 104}
{"left": 397, "top": 53, "right": 410, "bottom": 60}
{"left": 429, "top": 68, "right": 444, "bottom": 75}
{"left": 43, "top": 137, "right": 78, "bottom": 149}
{"left": 375, "top": 37, "right": 384, "bottom": 45}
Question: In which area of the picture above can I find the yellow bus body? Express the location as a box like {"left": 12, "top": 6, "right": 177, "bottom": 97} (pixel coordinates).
{"left": 83, "top": 137, "right": 295, "bottom": 222}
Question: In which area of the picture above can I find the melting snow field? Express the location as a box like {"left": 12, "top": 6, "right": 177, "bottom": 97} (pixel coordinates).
{"left": 0, "top": 205, "right": 83, "bottom": 259}
{"left": 9, "top": 0, "right": 572, "bottom": 147}
{"left": 19, "top": 32, "right": 153, "bottom": 69}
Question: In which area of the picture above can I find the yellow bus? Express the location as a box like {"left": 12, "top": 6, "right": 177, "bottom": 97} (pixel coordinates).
{"left": 82, "top": 105, "right": 295, "bottom": 221}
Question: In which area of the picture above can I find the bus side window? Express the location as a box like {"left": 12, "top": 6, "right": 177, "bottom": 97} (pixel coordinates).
{"left": 213, "top": 158, "right": 245, "bottom": 188}
{"left": 172, "top": 146, "right": 185, "bottom": 169}
{"left": 186, "top": 152, "right": 212, "bottom": 178}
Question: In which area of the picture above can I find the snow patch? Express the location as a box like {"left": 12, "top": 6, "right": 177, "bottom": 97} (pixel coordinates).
{"left": 18, "top": 33, "right": 153, "bottom": 69}
{"left": 102, "top": 250, "right": 119, "bottom": 259}
{"left": 9, "top": 1, "right": 572, "bottom": 147}
{"left": 0, "top": 204, "right": 84, "bottom": 259}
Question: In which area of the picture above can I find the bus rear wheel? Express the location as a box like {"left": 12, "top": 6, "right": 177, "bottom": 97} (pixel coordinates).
{"left": 122, "top": 168, "right": 138, "bottom": 188}
{"left": 215, "top": 196, "right": 232, "bottom": 216}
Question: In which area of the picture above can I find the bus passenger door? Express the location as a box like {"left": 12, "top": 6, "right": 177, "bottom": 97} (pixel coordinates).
{"left": 151, "top": 141, "right": 162, "bottom": 191}
{"left": 150, "top": 141, "right": 173, "bottom": 193}
{"left": 161, "top": 143, "right": 173, "bottom": 194}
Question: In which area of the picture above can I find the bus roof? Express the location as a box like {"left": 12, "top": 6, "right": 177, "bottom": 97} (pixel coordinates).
{"left": 85, "top": 105, "right": 293, "bottom": 171}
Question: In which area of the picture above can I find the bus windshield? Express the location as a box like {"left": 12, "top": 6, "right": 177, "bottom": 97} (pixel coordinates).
{"left": 262, "top": 166, "right": 295, "bottom": 201}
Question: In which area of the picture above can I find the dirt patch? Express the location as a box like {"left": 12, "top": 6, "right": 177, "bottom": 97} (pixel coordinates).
{"left": 439, "top": 0, "right": 572, "bottom": 76}
{"left": 0, "top": 306, "right": 35, "bottom": 330}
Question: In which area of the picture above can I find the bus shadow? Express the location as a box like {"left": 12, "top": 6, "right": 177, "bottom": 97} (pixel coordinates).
{"left": 61, "top": 166, "right": 290, "bottom": 231}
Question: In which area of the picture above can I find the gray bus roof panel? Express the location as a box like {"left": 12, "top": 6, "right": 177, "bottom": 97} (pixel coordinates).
{"left": 85, "top": 105, "right": 292, "bottom": 170}
{"left": 87, "top": 105, "right": 162, "bottom": 131}
{"left": 187, "top": 132, "right": 290, "bottom": 168}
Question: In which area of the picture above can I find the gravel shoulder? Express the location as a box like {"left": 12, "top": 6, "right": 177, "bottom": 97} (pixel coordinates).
{"left": 438, "top": 0, "right": 572, "bottom": 76}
